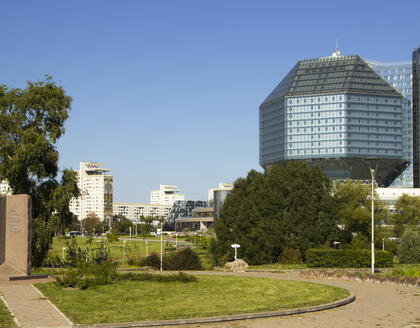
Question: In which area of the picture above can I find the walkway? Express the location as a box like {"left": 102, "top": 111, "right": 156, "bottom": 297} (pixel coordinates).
{"left": 0, "top": 278, "right": 72, "bottom": 328}
{"left": 1, "top": 271, "right": 420, "bottom": 328}
{"left": 171, "top": 271, "right": 420, "bottom": 328}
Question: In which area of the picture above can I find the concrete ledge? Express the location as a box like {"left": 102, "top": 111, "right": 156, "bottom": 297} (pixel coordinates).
{"left": 9, "top": 274, "right": 48, "bottom": 281}
{"left": 75, "top": 292, "right": 355, "bottom": 328}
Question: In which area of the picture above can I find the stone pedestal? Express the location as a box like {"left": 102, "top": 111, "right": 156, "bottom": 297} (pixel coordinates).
{"left": 0, "top": 195, "right": 32, "bottom": 280}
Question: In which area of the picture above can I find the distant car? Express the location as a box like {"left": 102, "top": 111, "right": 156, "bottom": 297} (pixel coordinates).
{"left": 67, "top": 231, "right": 81, "bottom": 237}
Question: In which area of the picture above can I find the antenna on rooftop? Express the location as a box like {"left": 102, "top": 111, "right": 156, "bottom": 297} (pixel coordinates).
{"left": 332, "top": 38, "right": 341, "bottom": 57}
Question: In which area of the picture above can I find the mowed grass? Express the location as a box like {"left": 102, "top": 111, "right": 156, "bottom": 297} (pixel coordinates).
{"left": 48, "top": 237, "right": 165, "bottom": 260}
{"left": 35, "top": 275, "right": 349, "bottom": 324}
{"left": 0, "top": 299, "right": 16, "bottom": 328}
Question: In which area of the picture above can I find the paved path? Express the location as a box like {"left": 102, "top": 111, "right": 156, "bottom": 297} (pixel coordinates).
{"left": 0, "top": 279, "right": 72, "bottom": 328}
{"left": 165, "top": 271, "right": 420, "bottom": 328}
{"left": 1, "top": 271, "right": 420, "bottom": 328}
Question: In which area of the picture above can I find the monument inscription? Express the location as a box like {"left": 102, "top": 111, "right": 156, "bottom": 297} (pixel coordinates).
{"left": 7, "top": 209, "right": 21, "bottom": 233}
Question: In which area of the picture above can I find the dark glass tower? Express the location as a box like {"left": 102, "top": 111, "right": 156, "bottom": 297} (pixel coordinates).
{"left": 259, "top": 53, "right": 409, "bottom": 187}
{"left": 413, "top": 46, "right": 420, "bottom": 187}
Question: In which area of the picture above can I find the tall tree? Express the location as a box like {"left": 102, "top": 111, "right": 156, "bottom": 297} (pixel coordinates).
{"left": 214, "top": 162, "right": 340, "bottom": 265}
{"left": 391, "top": 194, "right": 420, "bottom": 237}
{"left": 333, "top": 180, "right": 389, "bottom": 242}
{"left": 82, "top": 212, "right": 101, "bottom": 235}
{"left": 0, "top": 76, "right": 78, "bottom": 265}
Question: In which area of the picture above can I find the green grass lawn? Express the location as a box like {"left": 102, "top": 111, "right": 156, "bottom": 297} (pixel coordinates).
{"left": 35, "top": 275, "right": 348, "bottom": 324}
{"left": 48, "top": 237, "right": 171, "bottom": 260}
{"left": 0, "top": 299, "right": 16, "bottom": 328}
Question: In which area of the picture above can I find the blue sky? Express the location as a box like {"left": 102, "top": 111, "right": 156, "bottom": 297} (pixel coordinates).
{"left": 1, "top": 0, "right": 419, "bottom": 202}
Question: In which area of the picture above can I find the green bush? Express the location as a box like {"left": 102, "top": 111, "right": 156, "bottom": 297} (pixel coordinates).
{"left": 306, "top": 249, "right": 393, "bottom": 268}
{"left": 115, "top": 272, "right": 197, "bottom": 283}
{"left": 163, "top": 248, "right": 203, "bottom": 270}
{"left": 137, "top": 252, "right": 161, "bottom": 269}
{"left": 398, "top": 228, "right": 420, "bottom": 264}
{"left": 280, "top": 248, "right": 302, "bottom": 264}
{"left": 55, "top": 260, "right": 117, "bottom": 290}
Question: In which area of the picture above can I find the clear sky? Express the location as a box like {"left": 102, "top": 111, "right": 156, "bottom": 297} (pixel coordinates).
{"left": 1, "top": 0, "right": 419, "bottom": 202}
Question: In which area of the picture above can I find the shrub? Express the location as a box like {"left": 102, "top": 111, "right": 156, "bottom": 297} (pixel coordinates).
{"left": 306, "top": 249, "right": 393, "bottom": 268}
{"left": 398, "top": 228, "right": 420, "bottom": 264}
{"left": 55, "top": 260, "right": 117, "bottom": 289}
{"left": 163, "top": 248, "right": 203, "bottom": 270}
{"left": 280, "top": 248, "right": 302, "bottom": 264}
{"left": 137, "top": 252, "right": 161, "bottom": 269}
{"left": 115, "top": 272, "right": 197, "bottom": 283}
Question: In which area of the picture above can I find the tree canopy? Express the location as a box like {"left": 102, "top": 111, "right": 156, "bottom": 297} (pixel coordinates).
{"left": 0, "top": 77, "right": 78, "bottom": 265}
{"left": 391, "top": 194, "right": 420, "bottom": 238}
{"left": 213, "top": 162, "right": 340, "bottom": 265}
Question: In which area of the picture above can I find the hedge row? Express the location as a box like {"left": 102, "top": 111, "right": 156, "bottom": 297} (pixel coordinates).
{"left": 306, "top": 249, "right": 393, "bottom": 268}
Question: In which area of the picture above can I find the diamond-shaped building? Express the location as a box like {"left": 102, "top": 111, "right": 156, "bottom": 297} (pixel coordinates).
{"left": 259, "top": 52, "right": 409, "bottom": 187}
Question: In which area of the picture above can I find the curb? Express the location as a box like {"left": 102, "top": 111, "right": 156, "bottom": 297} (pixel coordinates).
{"left": 74, "top": 292, "right": 355, "bottom": 328}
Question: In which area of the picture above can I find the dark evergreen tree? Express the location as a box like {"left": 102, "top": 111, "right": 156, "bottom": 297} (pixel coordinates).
{"left": 213, "top": 162, "right": 340, "bottom": 265}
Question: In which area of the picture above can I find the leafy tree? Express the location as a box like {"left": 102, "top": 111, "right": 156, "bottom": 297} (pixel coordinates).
{"left": 112, "top": 217, "right": 133, "bottom": 233}
{"left": 0, "top": 77, "right": 78, "bottom": 266}
{"left": 333, "top": 180, "right": 388, "bottom": 240}
{"left": 398, "top": 227, "right": 420, "bottom": 264}
{"left": 214, "top": 162, "right": 340, "bottom": 265}
{"left": 391, "top": 194, "right": 420, "bottom": 238}
{"left": 82, "top": 212, "right": 101, "bottom": 235}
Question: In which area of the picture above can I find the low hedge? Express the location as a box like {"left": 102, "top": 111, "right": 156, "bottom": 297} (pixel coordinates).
{"left": 306, "top": 249, "right": 393, "bottom": 268}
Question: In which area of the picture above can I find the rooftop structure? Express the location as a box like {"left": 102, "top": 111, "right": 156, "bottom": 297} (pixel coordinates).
{"left": 259, "top": 52, "right": 409, "bottom": 186}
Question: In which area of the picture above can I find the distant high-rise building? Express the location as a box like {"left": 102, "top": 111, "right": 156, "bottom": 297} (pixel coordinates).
{"left": 69, "top": 162, "right": 113, "bottom": 223}
{"left": 150, "top": 185, "right": 185, "bottom": 206}
{"left": 367, "top": 60, "right": 413, "bottom": 187}
{"left": 259, "top": 51, "right": 409, "bottom": 186}
{"left": 413, "top": 46, "right": 420, "bottom": 187}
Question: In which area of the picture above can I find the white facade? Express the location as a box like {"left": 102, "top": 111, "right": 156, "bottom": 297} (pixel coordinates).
{"left": 208, "top": 182, "right": 233, "bottom": 203}
{"left": 0, "top": 180, "right": 12, "bottom": 195}
{"left": 377, "top": 187, "right": 420, "bottom": 211}
{"left": 113, "top": 202, "right": 172, "bottom": 221}
{"left": 69, "top": 162, "right": 113, "bottom": 222}
{"left": 150, "top": 185, "right": 184, "bottom": 205}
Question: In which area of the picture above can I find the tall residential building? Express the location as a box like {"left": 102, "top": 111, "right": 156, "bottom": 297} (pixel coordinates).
{"left": 69, "top": 162, "right": 113, "bottom": 223}
{"left": 208, "top": 182, "right": 233, "bottom": 204}
{"left": 150, "top": 185, "right": 184, "bottom": 206}
{"left": 367, "top": 60, "right": 413, "bottom": 187}
{"left": 259, "top": 51, "right": 408, "bottom": 187}
{"left": 413, "top": 46, "right": 420, "bottom": 187}
{"left": 113, "top": 202, "right": 172, "bottom": 221}
{"left": 0, "top": 180, "right": 12, "bottom": 195}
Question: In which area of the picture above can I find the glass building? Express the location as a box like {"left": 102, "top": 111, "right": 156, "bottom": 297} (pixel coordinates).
{"left": 259, "top": 53, "right": 409, "bottom": 187}
{"left": 367, "top": 60, "right": 413, "bottom": 187}
{"left": 413, "top": 46, "right": 420, "bottom": 187}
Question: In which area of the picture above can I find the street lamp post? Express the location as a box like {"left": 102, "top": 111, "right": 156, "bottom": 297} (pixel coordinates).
{"left": 366, "top": 157, "right": 379, "bottom": 274}
{"left": 160, "top": 220, "right": 163, "bottom": 271}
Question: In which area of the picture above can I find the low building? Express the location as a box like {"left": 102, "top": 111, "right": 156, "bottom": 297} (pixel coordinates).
{"left": 208, "top": 183, "right": 233, "bottom": 205}
{"left": 112, "top": 202, "right": 172, "bottom": 221}
{"left": 376, "top": 187, "right": 420, "bottom": 212}
{"left": 175, "top": 207, "right": 215, "bottom": 232}
{"left": 163, "top": 200, "right": 208, "bottom": 231}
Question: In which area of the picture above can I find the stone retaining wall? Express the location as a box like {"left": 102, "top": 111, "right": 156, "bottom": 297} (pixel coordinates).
{"left": 300, "top": 269, "right": 420, "bottom": 288}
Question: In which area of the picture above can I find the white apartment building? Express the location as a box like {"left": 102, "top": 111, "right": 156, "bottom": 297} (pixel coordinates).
{"left": 0, "top": 180, "right": 12, "bottom": 195}
{"left": 208, "top": 182, "right": 233, "bottom": 203}
{"left": 150, "top": 185, "right": 184, "bottom": 205}
{"left": 69, "top": 162, "right": 113, "bottom": 222}
{"left": 113, "top": 202, "right": 172, "bottom": 221}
